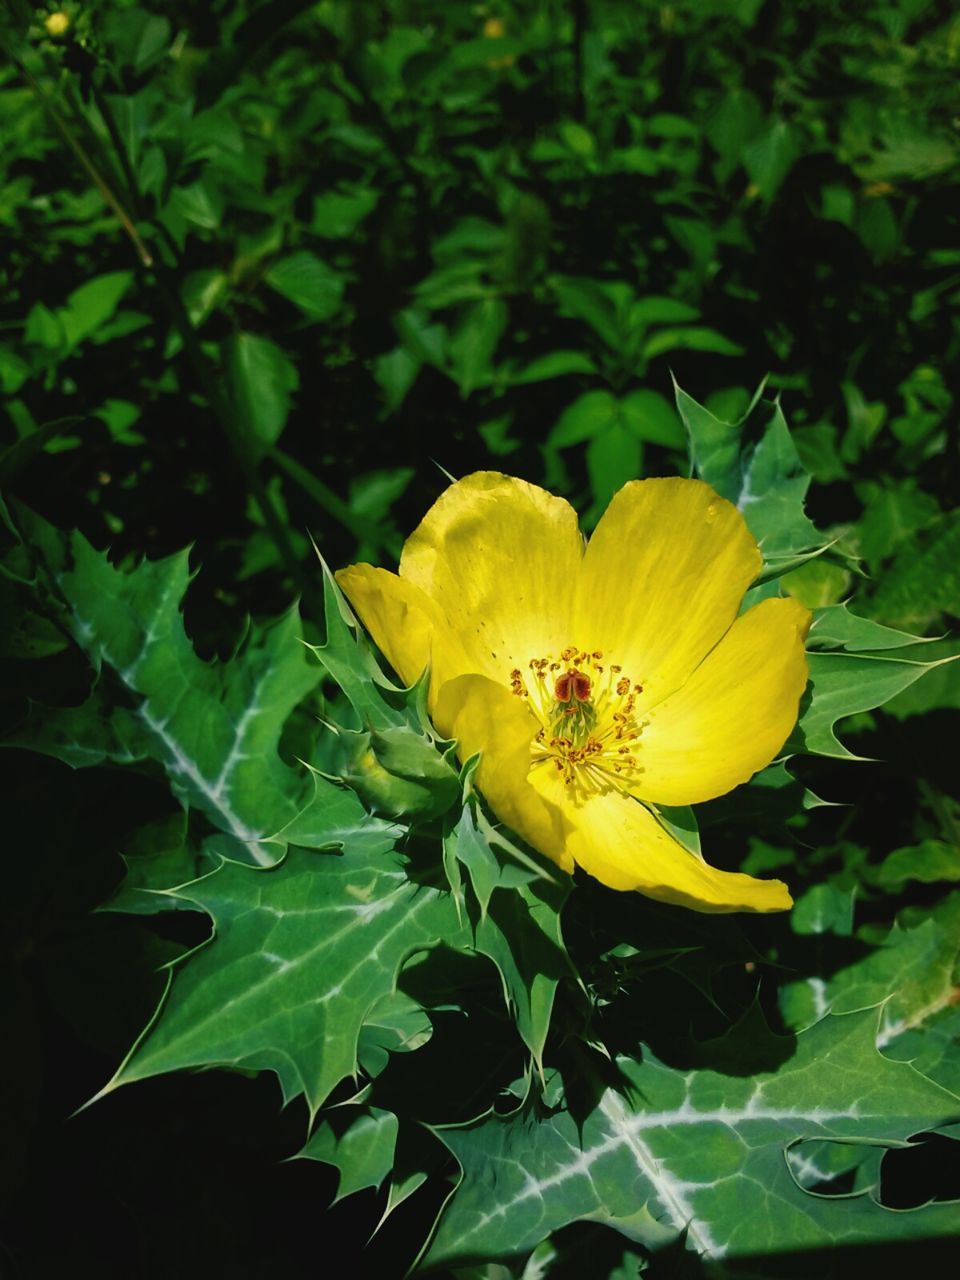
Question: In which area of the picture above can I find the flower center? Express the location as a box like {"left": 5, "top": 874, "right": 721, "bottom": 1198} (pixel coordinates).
{"left": 509, "top": 646, "right": 647, "bottom": 794}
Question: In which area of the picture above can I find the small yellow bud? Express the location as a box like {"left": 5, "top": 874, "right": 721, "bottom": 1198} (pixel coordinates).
{"left": 44, "top": 11, "right": 71, "bottom": 37}
{"left": 483, "top": 16, "right": 506, "bottom": 38}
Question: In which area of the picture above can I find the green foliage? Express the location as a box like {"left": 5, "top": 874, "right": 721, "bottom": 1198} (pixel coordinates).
{"left": 5, "top": 378, "right": 958, "bottom": 1273}
{"left": 2, "top": 0, "right": 959, "bottom": 1274}
{"left": 109, "top": 844, "right": 457, "bottom": 1116}
{"left": 424, "top": 1010, "right": 960, "bottom": 1270}
{"left": 3, "top": 499, "right": 321, "bottom": 864}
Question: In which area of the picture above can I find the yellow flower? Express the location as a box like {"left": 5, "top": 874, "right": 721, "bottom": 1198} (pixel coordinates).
{"left": 337, "top": 473, "right": 810, "bottom": 913}
{"left": 44, "top": 11, "right": 71, "bottom": 36}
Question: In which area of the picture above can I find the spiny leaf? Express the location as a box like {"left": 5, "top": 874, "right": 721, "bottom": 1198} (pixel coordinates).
{"left": 306, "top": 559, "right": 409, "bottom": 731}
{"left": 472, "top": 876, "right": 574, "bottom": 1075}
{"left": 792, "top": 649, "right": 958, "bottom": 759}
{"left": 781, "top": 894, "right": 960, "bottom": 1059}
{"left": 107, "top": 839, "right": 456, "bottom": 1118}
{"left": 422, "top": 1009, "right": 960, "bottom": 1269}
{"left": 99, "top": 814, "right": 206, "bottom": 915}
{"left": 5, "top": 505, "right": 321, "bottom": 865}
{"left": 300, "top": 1104, "right": 399, "bottom": 1202}
{"left": 807, "top": 603, "right": 939, "bottom": 652}
{"left": 675, "top": 383, "right": 823, "bottom": 563}
{"left": 443, "top": 800, "right": 576, "bottom": 1069}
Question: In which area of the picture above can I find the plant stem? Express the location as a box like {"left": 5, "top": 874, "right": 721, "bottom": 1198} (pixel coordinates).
{"left": 9, "top": 50, "right": 154, "bottom": 267}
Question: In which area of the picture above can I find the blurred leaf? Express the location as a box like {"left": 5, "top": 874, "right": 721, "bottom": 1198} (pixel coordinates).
{"left": 181, "top": 269, "right": 228, "bottom": 329}
{"left": 857, "top": 198, "right": 898, "bottom": 261}
{"left": 168, "top": 178, "right": 223, "bottom": 231}
{"left": 619, "top": 390, "right": 684, "bottom": 448}
{"left": 394, "top": 308, "right": 448, "bottom": 369}
{"left": 869, "top": 841, "right": 960, "bottom": 890}
{"left": 550, "top": 389, "right": 682, "bottom": 453}
{"left": 507, "top": 351, "right": 597, "bottom": 384}
{"left": 704, "top": 87, "right": 763, "bottom": 167}
{"left": 104, "top": 7, "right": 171, "bottom": 70}
{"left": 841, "top": 381, "right": 886, "bottom": 463}
{"left": 791, "top": 880, "right": 856, "bottom": 938}
{"left": 227, "top": 333, "right": 299, "bottom": 448}
{"left": 629, "top": 297, "right": 700, "bottom": 329}
{"left": 264, "top": 251, "right": 345, "bottom": 321}
{"left": 548, "top": 390, "right": 618, "bottom": 448}
{"left": 374, "top": 346, "right": 420, "bottom": 413}
{"left": 0, "top": 580, "right": 68, "bottom": 659}
{"left": 856, "top": 480, "right": 940, "bottom": 567}
{"left": 586, "top": 422, "right": 641, "bottom": 514}
{"left": 0, "top": 414, "right": 87, "bottom": 482}
{"left": 448, "top": 297, "right": 507, "bottom": 396}
{"left": 23, "top": 303, "right": 63, "bottom": 350}
{"left": 61, "top": 273, "right": 134, "bottom": 350}
{"left": 868, "top": 512, "right": 960, "bottom": 630}
{"left": 855, "top": 120, "right": 957, "bottom": 182}
{"left": 552, "top": 277, "right": 621, "bottom": 352}
{"left": 350, "top": 468, "right": 414, "bottom": 523}
{"left": 310, "top": 186, "right": 379, "bottom": 239}
{"left": 643, "top": 326, "right": 743, "bottom": 360}
{"left": 742, "top": 118, "right": 799, "bottom": 200}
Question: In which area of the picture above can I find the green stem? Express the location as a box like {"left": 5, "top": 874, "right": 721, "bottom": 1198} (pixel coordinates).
{"left": 8, "top": 50, "right": 153, "bottom": 266}
{"left": 85, "top": 80, "right": 143, "bottom": 220}
{"left": 270, "top": 444, "right": 400, "bottom": 559}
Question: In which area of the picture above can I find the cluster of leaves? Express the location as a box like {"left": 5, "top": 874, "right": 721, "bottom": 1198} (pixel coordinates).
{"left": 2, "top": 1, "right": 959, "bottom": 575}
{"left": 2, "top": 0, "right": 960, "bottom": 1275}
{"left": 4, "top": 386, "right": 959, "bottom": 1276}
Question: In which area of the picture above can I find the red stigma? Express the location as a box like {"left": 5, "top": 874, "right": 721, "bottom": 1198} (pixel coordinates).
{"left": 555, "top": 669, "right": 591, "bottom": 703}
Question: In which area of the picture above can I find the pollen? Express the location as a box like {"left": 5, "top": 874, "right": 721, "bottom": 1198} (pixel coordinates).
{"left": 513, "top": 643, "right": 646, "bottom": 796}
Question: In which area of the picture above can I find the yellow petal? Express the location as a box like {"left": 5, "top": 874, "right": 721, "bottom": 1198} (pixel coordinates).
{"left": 435, "top": 673, "right": 574, "bottom": 873}
{"left": 632, "top": 596, "right": 811, "bottom": 806}
{"left": 335, "top": 564, "right": 465, "bottom": 695}
{"left": 399, "top": 472, "right": 584, "bottom": 681}
{"left": 530, "top": 767, "right": 792, "bottom": 912}
{"left": 575, "top": 478, "right": 761, "bottom": 706}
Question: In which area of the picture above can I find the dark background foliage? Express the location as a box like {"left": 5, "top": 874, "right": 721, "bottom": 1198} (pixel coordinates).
{"left": 1, "top": 1, "right": 959, "bottom": 1275}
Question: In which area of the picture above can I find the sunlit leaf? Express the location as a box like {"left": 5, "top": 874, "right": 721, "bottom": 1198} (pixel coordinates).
{"left": 423, "top": 1010, "right": 960, "bottom": 1270}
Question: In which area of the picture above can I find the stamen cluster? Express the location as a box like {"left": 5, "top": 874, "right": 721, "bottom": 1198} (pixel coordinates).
{"left": 510, "top": 646, "right": 647, "bottom": 795}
